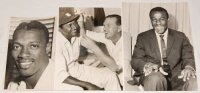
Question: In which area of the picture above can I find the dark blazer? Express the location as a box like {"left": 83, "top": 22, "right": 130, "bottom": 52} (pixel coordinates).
{"left": 131, "top": 28, "right": 195, "bottom": 75}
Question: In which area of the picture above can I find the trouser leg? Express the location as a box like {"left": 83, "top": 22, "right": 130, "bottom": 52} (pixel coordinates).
{"left": 70, "top": 65, "right": 121, "bottom": 90}
{"left": 182, "top": 78, "right": 197, "bottom": 91}
{"left": 170, "top": 71, "right": 197, "bottom": 91}
{"left": 142, "top": 72, "right": 168, "bottom": 91}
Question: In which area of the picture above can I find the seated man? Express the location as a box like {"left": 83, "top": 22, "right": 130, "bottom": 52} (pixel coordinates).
{"left": 131, "top": 7, "right": 197, "bottom": 91}
{"left": 80, "top": 14, "right": 124, "bottom": 86}
{"left": 7, "top": 21, "right": 54, "bottom": 90}
{"left": 54, "top": 7, "right": 121, "bottom": 90}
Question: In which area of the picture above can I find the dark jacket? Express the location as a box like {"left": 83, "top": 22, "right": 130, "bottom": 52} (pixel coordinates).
{"left": 132, "top": 28, "right": 195, "bottom": 75}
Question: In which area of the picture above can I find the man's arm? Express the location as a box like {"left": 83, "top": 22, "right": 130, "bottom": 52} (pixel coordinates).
{"left": 178, "top": 33, "right": 196, "bottom": 81}
{"left": 131, "top": 34, "right": 148, "bottom": 74}
{"left": 63, "top": 76, "right": 103, "bottom": 90}
{"left": 181, "top": 33, "right": 195, "bottom": 69}
{"left": 77, "top": 14, "right": 86, "bottom": 36}
{"left": 131, "top": 34, "right": 160, "bottom": 74}
{"left": 80, "top": 35, "right": 120, "bottom": 72}
{"left": 77, "top": 13, "right": 119, "bottom": 72}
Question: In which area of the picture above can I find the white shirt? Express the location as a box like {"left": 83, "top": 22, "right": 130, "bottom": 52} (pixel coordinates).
{"left": 54, "top": 31, "right": 123, "bottom": 87}
{"left": 155, "top": 29, "right": 168, "bottom": 65}
{"left": 54, "top": 31, "right": 81, "bottom": 86}
{"left": 86, "top": 31, "right": 123, "bottom": 85}
{"left": 7, "top": 59, "right": 54, "bottom": 90}
{"left": 86, "top": 31, "right": 123, "bottom": 69}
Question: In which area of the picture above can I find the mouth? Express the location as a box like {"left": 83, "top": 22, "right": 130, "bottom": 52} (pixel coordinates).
{"left": 17, "top": 59, "right": 34, "bottom": 69}
{"left": 72, "top": 30, "right": 79, "bottom": 34}
{"left": 155, "top": 26, "right": 165, "bottom": 30}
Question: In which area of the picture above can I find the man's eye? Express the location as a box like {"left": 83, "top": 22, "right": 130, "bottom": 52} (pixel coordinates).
{"left": 13, "top": 45, "right": 21, "bottom": 50}
{"left": 30, "top": 44, "right": 39, "bottom": 49}
{"left": 105, "top": 24, "right": 110, "bottom": 27}
{"left": 160, "top": 18, "right": 165, "bottom": 21}
{"left": 152, "top": 19, "right": 157, "bottom": 22}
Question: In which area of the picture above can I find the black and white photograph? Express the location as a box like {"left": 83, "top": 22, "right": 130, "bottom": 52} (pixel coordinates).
{"left": 4, "top": 17, "right": 56, "bottom": 90}
{"left": 123, "top": 2, "right": 198, "bottom": 91}
{"left": 54, "top": 7, "right": 123, "bottom": 90}
{"left": 0, "top": 0, "right": 200, "bottom": 92}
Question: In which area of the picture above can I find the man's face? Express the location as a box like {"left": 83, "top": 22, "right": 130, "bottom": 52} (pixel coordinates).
{"left": 103, "top": 17, "right": 120, "bottom": 40}
{"left": 60, "top": 20, "right": 80, "bottom": 38}
{"left": 11, "top": 29, "right": 49, "bottom": 77}
{"left": 150, "top": 11, "right": 168, "bottom": 34}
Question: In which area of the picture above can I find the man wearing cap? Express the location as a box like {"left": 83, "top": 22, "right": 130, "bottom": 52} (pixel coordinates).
{"left": 7, "top": 21, "right": 54, "bottom": 90}
{"left": 55, "top": 7, "right": 121, "bottom": 90}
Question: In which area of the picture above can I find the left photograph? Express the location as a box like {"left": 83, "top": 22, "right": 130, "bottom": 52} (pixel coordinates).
{"left": 4, "top": 17, "right": 56, "bottom": 90}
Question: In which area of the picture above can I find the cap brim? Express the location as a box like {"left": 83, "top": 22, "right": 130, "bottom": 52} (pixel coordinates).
{"left": 59, "top": 15, "right": 79, "bottom": 26}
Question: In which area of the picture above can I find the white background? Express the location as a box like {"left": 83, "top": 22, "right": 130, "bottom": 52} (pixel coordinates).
{"left": 0, "top": 0, "right": 200, "bottom": 92}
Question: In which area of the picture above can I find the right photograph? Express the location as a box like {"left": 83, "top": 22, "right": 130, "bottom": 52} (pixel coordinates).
{"left": 123, "top": 2, "right": 198, "bottom": 91}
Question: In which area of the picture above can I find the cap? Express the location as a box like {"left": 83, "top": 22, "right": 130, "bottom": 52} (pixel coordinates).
{"left": 59, "top": 7, "right": 80, "bottom": 26}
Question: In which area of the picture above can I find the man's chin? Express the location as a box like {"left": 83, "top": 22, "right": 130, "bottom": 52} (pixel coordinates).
{"left": 105, "top": 35, "right": 109, "bottom": 39}
{"left": 72, "top": 33, "right": 80, "bottom": 37}
{"left": 155, "top": 28, "right": 165, "bottom": 34}
{"left": 19, "top": 70, "right": 34, "bottom": 77}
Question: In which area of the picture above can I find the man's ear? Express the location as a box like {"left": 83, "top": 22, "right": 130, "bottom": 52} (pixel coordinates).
{"left": 46, "top": 42, "right": 51, "bottom": 54}
{"left": 118, "top": 25, "right": 122, "bottom": 32}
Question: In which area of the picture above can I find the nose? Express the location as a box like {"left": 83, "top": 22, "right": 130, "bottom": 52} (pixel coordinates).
{"left": 71, "top": 22, "right": 79, "bottom": 30}
{"left": 103, "top": 27, "right": 107, "bottom": 32}
{"left": 71, "top": 24, "right": 76, "bottom": 30}
{"left": 18, "top": 47, "right": 30, "bottom": 58}
{"left": 103, "top": 27, "right": 105, "bottom": 32}
{"left": 156, "top": 20, "right": 161, "bottom": 25}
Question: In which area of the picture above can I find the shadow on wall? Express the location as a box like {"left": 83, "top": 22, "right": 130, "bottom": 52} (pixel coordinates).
{"left": 168, "top": 14, "right": 178, "bottom": 31}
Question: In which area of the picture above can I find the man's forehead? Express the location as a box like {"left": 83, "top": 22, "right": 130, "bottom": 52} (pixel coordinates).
{"left": 104, "top": 17, "right": 117, "bottom": 24}
{"left": 151, "top": 11, "right": 167, "bottom": 17}
{"left": 62, "top": 20, "right": 77, "bottom": 27}
{"left": 13, "top": 29, "right": 45, "bottom": 42}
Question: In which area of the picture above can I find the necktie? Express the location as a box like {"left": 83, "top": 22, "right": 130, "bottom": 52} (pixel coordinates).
{"left": 159, "top": 35, "right": 167, "bottom": 65}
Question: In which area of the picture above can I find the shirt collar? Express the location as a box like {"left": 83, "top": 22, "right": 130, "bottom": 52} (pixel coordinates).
{"left": 58, "top": 31, "right": 79, "bottom": 45}
{"left": 115, "top": 36, "right": 122, "bottom": 46}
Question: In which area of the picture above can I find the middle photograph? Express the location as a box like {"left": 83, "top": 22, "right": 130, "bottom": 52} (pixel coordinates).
{"left": 54, "top": 7, "right": 123, "bottom": 90}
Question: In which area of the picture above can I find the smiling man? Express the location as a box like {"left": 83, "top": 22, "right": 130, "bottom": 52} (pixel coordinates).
{"left": 82, "top": 14, "right": 123, "bottom": 86}
{"left": 132, "top": 7, "right": 197, "bottom": 91}
{"left": 7, "top": 21, "right": 53, "bottom": 90}
{"left": 55, "top": 7, "right": 121, "bottom": 90}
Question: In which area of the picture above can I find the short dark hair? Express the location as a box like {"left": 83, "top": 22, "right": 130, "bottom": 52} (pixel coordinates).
{"left": 149, "top": 7, "right": 169, "bottom": 19}
{"left": 105, "top": 14, "right": 121, "bottom": 25}
{"left": 13, "top": 21, "right": 49, "bottom": 44}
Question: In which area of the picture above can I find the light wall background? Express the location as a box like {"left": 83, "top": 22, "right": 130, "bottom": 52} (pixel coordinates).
{"left": 0, "top": 0, "right": 200, "bottom": 92}
{"left": 122, "top": 2, "right": 192, "bottom": 77}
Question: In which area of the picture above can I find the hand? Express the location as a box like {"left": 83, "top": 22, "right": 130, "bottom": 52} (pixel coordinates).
{"left": 178, "top": 67, "right": 196, "bottom": 82}
{"left": 84, "top": 15, "right": 94, "bottom": 31}
{"left": 143, "top": 62, "right": 159, "bottom": 76}
{"left": 80, "top": 35, "right": 99, "bottom": 52}
{"left": 85, "top": 83, "right": 104, "bottom": 90}
{"left": 159, "top": 67, "right": 168, "bottom": 76}
{"left": 74, "top": 9, "right": 89, "bottom": 23}
{"left": 77, "top": 13, "right": 84, "bottom": 22}
{"left": 74, "top": 9, "right": 85, "bottom": 29}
